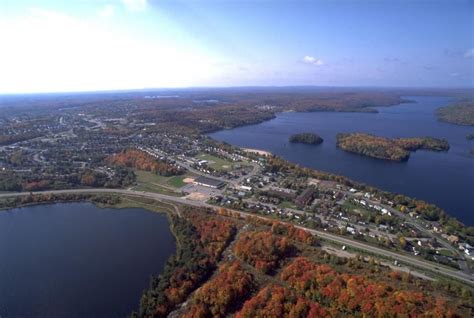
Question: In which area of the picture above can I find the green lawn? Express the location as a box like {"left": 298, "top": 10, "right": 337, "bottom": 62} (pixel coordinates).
{"left": 134, "top": 170, "right": 193, "bottom": 196}
{"left": 342, "top": 201, "right": 372, "bottom": 216}
{"left": 279, "top": 200, "right": 297, "bottom": 209}
{"left": 196, "top": 153, "right": 237, "bottom": 171}
{"left": 437, "top": 248, "right": 455, "bottom": 257}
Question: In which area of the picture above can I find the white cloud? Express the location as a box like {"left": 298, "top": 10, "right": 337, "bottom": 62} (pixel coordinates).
{"left": 464, "top": 48, "right": 474, "bottom": 59}
{"left": 121, "top": 0, "right": 147, "bottom": 12}
{"left": 0, "top": 8, "right": 222, "bottom": 93}
{"left": 99, "top": 4, "right": 115, "bottom": 18}
{"left": 302, "top": 55, "right": 324, "bottom": 66}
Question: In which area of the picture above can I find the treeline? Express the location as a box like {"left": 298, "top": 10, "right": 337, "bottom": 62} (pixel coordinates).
{"left": 0, "top": 192, "right": 121, "bottom": 211}
{"left": 107, "top": 149, "right": 183, "bottom": 176}
{"left": 135, "top": 208, "right": 237, "bottom": 317}
{"left": 0, "top": 168, "right": 134, "bottom": 192}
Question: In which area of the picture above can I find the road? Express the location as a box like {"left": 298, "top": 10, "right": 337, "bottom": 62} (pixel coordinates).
{"left": 1, "top": 188, "right": 472, "bottom": 285}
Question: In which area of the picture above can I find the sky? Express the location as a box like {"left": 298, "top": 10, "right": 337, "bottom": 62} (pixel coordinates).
{"left": 0, "top": 0, "right": 473, "bottom": 93}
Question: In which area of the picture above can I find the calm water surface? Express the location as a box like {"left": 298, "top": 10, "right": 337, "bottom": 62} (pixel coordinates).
{"left": 0, "top": 203, "right": 175, "bottom": 317}
{"left": 210, "top": 96, "right": 474, "bottom": 225}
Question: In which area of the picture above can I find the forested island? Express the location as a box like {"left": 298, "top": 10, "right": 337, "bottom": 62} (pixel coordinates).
{"left": 336, "top": 133, "right": 450, "bottom": 161}
{"left": 436, "top": 101, "right": 474, "bottom": 126}
{"left": 289, "top": 132, "right": 323, "bottom": 145}
{"left": 466, "top": 133, "right": 474, "bottom": 140}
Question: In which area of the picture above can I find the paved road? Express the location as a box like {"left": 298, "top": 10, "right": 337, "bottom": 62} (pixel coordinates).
{"left": 1, "top": 188, "right": 473, "bottom": 285}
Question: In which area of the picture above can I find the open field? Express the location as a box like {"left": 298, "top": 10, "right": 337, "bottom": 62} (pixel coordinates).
{"left": 133, "top": 170, "right": 195, "bottom": 196}
{"left": 342, "top": 201, "right": 372, "bottom": 217}
{"left": 196, "top": 153, "right": 239, "bottom": 171}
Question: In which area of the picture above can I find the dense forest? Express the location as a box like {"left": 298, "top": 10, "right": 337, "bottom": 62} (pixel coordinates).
{"left": 336, "top": 133, "right": 449, "bottom": 161}
{"left": 436, "top": 101, "right": 474, "bottom": 126}
{"left": 107, "top": 149, "right": 183, "bottom": 176}
{"left": 135, "top": 208, "right": 237, "bottom": 317}
{"left": 289, "top": 132, "right": 324, "bottom": 145}
{"left": 133, "top": 208, "right": 472, "bottom": 317}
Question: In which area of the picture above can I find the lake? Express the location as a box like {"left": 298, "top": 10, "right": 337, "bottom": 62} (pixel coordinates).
{"left": 0, "top": 202, "right": 175, "bottom": 317}
{"left": 210, "top": 96, "right": 474, "bottom": 225}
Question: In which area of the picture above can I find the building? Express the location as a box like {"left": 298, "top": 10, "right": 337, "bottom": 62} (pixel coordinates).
{"left": 193, "top": 176, "right": 226, "bottom": 189}
{"left": 295, "top": 188, "right": 316, "bottom": 207}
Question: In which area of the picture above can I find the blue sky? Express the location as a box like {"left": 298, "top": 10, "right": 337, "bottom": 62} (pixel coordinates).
{"left": 0, "top": 0, "right": 472, "bottom": 93}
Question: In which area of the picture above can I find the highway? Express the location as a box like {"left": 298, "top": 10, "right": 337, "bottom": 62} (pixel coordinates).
{"left": 1, "top": 188, "right": 473, "bottom": 285}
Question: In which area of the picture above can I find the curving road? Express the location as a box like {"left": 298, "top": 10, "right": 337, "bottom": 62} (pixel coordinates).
{"left": 1, "top": 188, "right": 472, "bottom": 285}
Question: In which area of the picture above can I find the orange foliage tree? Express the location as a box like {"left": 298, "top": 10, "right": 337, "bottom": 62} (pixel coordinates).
{"left": 183, "top": 261, "right": 254, "bottom": 318}
{"left": 236, "top": 285, "right": 328, "bottom": 318}
{"left": 107, "top": 149, "right": 183, "bottom": 176}
{"left": 234, "top": 231, "right": 292, "bottom": 273}
{"left": 279, "top": 257, "right": 457, "bottom": 317}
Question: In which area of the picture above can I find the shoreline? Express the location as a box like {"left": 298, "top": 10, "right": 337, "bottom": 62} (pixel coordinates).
{"left": 242, "top": 147, "right": 272, "bottom": 156}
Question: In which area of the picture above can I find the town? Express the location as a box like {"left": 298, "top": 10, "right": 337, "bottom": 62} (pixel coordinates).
{"left": 0, "top": 99, "right": 472, "bottom": 283}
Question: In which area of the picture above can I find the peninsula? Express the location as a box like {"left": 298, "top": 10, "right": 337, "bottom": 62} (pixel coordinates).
{"left": 336, "top": 133, "right": 450, "bottom": 161}
{"left": 289, "top": 132, "right": 323, "bottom": 145}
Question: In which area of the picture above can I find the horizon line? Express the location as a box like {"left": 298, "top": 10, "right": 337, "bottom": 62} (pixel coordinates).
{"left": 1, "top": 84, "right": 473, "bottom": 97}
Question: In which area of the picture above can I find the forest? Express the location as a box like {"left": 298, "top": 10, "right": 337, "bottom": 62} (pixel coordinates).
{"left": 134, "top": 208, "right": 472, "bottom": 318}
{"left": 107, "top": 149, "right": 184, "bottom": 176}
{"left": 289, "top": 132, "right": 324, "bottom": 145}
{"left": 135, "top": 207, "right": 237, "bottom": 317}
{"left": 336, "top": 133, "right": 449, "bottom": 161}
{"left": 436, "top": 101, "right": 474, "bottom": 126}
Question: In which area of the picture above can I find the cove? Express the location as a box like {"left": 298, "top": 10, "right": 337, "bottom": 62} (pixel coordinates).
{"left": 210, "top": 96, "right": 474, "bottom": 225}
{"left": 0, "top": 202, "right": 175, "bottom": 317}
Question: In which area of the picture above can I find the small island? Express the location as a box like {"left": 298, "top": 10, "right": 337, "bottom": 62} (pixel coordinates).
{"left": 289, "top": 132, "right": 323, "bottom": 145}
{"left": 466, "top": 133, "right": 474, "bottom": 140}
{"left": 336, "top": 133, "right": 449, "bottom": 161}
{"left": 436, "top": 101, "right": 474, "bottom": 126}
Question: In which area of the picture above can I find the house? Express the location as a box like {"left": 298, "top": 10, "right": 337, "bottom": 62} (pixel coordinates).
{"left": 346, "top": 226, "right": 356, "bottom": 235}
{"left": 447, "top": 235, "right": 459, "bottom": 244}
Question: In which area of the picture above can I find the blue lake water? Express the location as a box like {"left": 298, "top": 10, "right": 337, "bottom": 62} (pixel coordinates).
{"left": 210, "top": 96, "right": 474, "bottom": 225}
{"left": 0, "top": 202, "right": 175, "bottom": 318}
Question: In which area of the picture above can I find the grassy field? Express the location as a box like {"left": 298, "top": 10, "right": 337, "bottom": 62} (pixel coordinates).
{"left": 102, "top": 195, "right": 173, "bottom": 212}
{"left": 279, "top": 200, "right": 298, "bottom": 209}
{"left": 196, "top": 153, "right": 238, "bottom": 171}
{"left": 437, "top": 248, "right": 455, "bottom": 257}
{"left": 133, "top": 170, "right": 194, "bottom": 196}
{"left": 342, "top": 201, "right": 372, "bottom": 217}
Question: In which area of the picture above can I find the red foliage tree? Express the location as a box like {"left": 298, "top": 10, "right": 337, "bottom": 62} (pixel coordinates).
{"left": 183, "top": 261, "right": 254, "bottom": 318}
{"left": 236, "top": 285, "right": 328, "bottom": 318}
{"left": 234, "top": 231, "right": 292, "bottom": 273}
